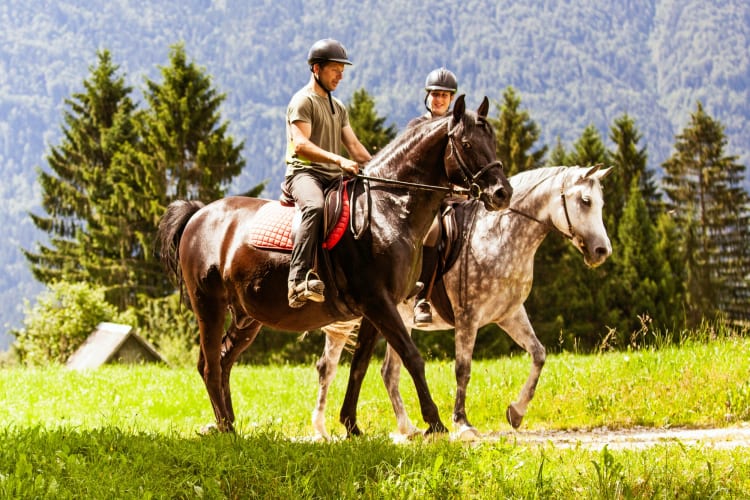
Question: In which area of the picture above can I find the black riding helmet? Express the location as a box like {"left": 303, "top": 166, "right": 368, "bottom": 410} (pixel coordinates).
{"left": 424, "top": 67, "right": 458, "bottom": 112}
{"left": 307, "top": 38, "right": 353, "bottom": 67}
{"left": 307, "top": 39, "right": 352, "bottom": 114}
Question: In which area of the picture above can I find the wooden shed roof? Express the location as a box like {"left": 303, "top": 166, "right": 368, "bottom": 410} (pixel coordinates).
{"left": 66, "top": 322, "right": 166, "bottom": 370}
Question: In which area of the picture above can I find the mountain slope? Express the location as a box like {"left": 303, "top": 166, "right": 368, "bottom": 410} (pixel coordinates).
{"left": 0, "top": 0, "right": 747, "bottom": 345}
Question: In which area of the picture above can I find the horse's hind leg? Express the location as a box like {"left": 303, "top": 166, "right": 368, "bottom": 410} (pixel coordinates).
{"left": 381, "top": 345, "right": 420, "bottom": 436}
{"left": 220, "top": 312, "right": 262, "bottom": 425}
{"left": 192, "top": 286, "right": 234, "bottom": 432}
{"left": 498, "top": 306, "right": 546, "bottom": 429}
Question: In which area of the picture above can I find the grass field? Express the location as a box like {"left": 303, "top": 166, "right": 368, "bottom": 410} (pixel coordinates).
{"left": 1, "top": 336, "right": 749, "bottom": 498}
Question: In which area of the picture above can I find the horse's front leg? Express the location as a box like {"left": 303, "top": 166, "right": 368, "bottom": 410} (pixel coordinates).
{"left": 339, "top": 319, "right": 380, "bottom": 437}
{"left": 381, "top": 345, "right": 420, "bottom": 436}
{"left": 315, "top": 319, "right": 358, "bottom": 440}
{"left": 369, "top": 303, "right": 448, "bottom": 435}
{"left": 498, "top": 306, "right": 546, "bottom": 429}
{"left": 452, "top": 317, "right": 481, "bottom": 440}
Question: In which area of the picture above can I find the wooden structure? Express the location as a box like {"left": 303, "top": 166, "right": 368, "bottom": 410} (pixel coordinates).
{"left": 66, "top": 322, "right": 166, "bottom": 370}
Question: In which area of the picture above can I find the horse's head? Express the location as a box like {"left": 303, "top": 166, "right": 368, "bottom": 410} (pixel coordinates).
{"left": 559, "top": 165, "right": 613, "bottom": 267}
{"left": 445, "top": 95, "right": 512, "bottom": 211}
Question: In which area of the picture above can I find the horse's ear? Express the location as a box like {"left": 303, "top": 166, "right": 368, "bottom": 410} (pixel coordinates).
{"left": 452, "top": 94, "right": 466, "bottom": 122}
{"left": 598, "top": 166, "right": 614, "bottom": 179}
{"left": 584, "top": 163, "right": 602, "bottom": 178}
{"left": 478, "top": 96, "right": 489, "bottom": 117}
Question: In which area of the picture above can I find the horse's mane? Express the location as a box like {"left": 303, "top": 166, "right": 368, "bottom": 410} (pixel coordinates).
{"left": 509, "top": 166, "right": 570, "bottom": 199}
{"left": 364, "top": 113, "right": 453, "bottom": 177}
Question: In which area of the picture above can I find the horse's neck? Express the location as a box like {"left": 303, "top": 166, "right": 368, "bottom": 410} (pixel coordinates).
{"left": 505, "top": 168, "right": 567, "bottom": 247}
{"left": 366, "top": 121, "right": 450, "bottom": 238}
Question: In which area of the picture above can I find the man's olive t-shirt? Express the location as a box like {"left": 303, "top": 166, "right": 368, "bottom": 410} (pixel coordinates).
{"left": 285, "top": 86, "right": 349, "bottom": 180}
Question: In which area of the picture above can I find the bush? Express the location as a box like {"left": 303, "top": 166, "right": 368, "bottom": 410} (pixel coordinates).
{"left": 11, "top": 281, "right": 120, "bottom": 365}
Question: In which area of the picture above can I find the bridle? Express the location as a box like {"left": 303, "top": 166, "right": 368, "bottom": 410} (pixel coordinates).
{"left": 508, "top": 170, "right": 578, "bottom": 242}
{"left": 445, "top": 119, "right": 504, "bottom": 200}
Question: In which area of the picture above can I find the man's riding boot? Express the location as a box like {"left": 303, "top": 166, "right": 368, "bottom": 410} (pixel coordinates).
{"left": 413, "top": 244, "right": 440, "bottom": 327}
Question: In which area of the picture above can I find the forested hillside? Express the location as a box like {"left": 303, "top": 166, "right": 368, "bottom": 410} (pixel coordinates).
{"left": 1, "top": 0, "right": 748, "bottom": 347}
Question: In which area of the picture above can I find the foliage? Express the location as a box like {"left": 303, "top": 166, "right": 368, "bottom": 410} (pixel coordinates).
{"left": 10, "top": 281, "right": 126, "bottom": 365}
{"left": 488, "top": 86, "right": 547, "bottom": 176}
{"left": 662, "top": 101, "right": 750, "bottom": 325}
{"left": 22, "top": 51, "right": 138, "bottom": 295}
{"left": 2, "top": 0, "right": 750, "bottom": 334}
{"left": 345, "top": 88, "right": 398, "bottom": 155}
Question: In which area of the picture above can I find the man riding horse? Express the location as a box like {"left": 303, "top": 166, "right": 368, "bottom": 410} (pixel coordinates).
{"left": 284, "top": 39, "right": 371, "bottom": 308}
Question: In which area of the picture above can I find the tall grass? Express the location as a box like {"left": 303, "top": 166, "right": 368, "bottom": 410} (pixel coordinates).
{"left": 0, "top": 335, "right": 748, "bottom": 498}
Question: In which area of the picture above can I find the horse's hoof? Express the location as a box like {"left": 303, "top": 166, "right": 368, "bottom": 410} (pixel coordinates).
{"left": 506, "top": 405, "right": 524, "bottom": 429}
{"left": 426, "top": 421, "right": 450, "bottom": 435}
{"left": 198, "top": 423, "right": 219, "bottom": 435}
{"left": 310, "top": 433, "right": 330, "bottom": 443}
{"left": 454, "top": 425, "right": 480, "bottom": 441}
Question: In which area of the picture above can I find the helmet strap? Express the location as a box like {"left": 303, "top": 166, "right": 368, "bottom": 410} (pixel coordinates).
{"left": 312, "top": 64, "right": 336, "bottom": 115}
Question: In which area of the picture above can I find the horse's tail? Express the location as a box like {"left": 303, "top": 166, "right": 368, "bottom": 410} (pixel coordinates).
{"left": 156, "top": 199, "right": 205, "bottom": 283}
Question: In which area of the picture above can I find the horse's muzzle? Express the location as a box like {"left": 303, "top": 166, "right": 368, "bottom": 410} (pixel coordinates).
{"left": 480, "top": 185, "right": 513, "bottom": 211}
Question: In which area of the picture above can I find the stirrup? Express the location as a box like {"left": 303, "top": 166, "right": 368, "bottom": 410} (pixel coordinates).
{"left": 288, "top": 270, "right": 325, "bottom": 308}
{"left": 413, "top": 298, "right": 433, "bottom": 327}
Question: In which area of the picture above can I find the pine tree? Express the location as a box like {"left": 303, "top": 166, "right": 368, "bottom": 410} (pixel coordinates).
{"left": 608, "top": 114, "right": 660, "bottom": 223}
{"left": 662, "top": 101, "right": 750, "bottom": 325}
{"left": 116, "top": 43, "right": 246, "bottom": 303}
{"left": 610, "top": 179, "right": 670, "bottom": 337}
{"left": 528, "top": 127, "right": 614, "bottom": 349}
{"left": 346, "top": 88, "right": 397, "bottom": 154}
{"left": 547, "top": 137, "right": 569, "bottom": 166}
{"left": 488, "top": 86, "right": 547, "bottom": 175}
{"left": 568, "top": 124, "right": 610, "bottom": 167}
{"left": 23, "top": 50, "right": 138, "bottom": 286}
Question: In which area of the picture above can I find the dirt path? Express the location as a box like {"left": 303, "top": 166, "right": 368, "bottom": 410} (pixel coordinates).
{"left": 483, "top": 423, "right": 750, "bottom": 450}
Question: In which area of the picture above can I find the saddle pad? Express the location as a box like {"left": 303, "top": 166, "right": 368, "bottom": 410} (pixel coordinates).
{"left": 247, "top": 203, "right": 295, "bottom": 251}
{"left": 247, "top": 187, "right": 350, "bottom": 251}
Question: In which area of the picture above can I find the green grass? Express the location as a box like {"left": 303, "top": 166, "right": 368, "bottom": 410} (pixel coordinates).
{"left": 0, "top": 336, "right": 749, "bottom": 498}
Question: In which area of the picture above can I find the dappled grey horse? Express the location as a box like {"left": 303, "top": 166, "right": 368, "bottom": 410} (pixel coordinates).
{"left": 315, "top": 165, "right": 612, "bottom": 439}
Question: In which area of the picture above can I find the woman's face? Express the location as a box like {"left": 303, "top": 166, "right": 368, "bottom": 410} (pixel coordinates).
{"left": 428, "top": 90, "right": 454, "bottom": 116}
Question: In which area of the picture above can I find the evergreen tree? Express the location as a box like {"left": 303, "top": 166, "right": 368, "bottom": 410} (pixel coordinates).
{"left": 488, "top": 86, "right": 547, "bottom": 175}
{"left": 608, "top": 114, "right": 660, "bottom": 223}
{"left": 547, "top": 137, "right": 569, "bottom": 166}
{"left": 609, "top": 179, "right": 669, "bottom": 338}
{"left": 662, "top": 101, "right": 750, "bottom": 325}
{"left": 23, "top": 50, "right": 137, "bottom": 286}
{"left": 568, "top": 124, "right": 610, "bottom": 168}
{"left": 528, "top": 127, "right": 613, "bottom": 350}
{"left": 116, "top": 43, "right": 246, "bottom": 304}
{"left": 346, "top": 88, "right": 397, "bottom": 154}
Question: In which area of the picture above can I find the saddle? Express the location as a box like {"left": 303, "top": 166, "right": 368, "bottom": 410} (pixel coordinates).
{"left": 247, "top": 179, "right": 350, "bottom": 252}
{"left": 427, "top": 200, "right": 478, "bottom": 325}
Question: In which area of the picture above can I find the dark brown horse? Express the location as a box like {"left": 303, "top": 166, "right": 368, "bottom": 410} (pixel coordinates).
{"left": 157, "top": 95, "right": 512, "bottom": 434}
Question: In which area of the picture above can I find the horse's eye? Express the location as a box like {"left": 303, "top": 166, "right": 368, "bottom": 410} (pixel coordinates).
{"left": 581, "top": 196, "right": 592, "bottom": 206}
{"left": 461, "top": 140, "right": 472, "bottom": 150}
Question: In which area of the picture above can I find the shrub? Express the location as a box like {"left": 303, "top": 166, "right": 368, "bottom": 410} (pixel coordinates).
{"left": 11, "top": 281, "right": 120, "bottom": 365}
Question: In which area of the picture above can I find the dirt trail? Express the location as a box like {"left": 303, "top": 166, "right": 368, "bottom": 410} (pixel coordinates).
{"left": 483, "top": 424, "right": 750, "bottom": 450}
